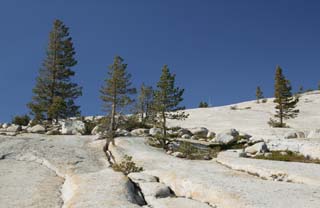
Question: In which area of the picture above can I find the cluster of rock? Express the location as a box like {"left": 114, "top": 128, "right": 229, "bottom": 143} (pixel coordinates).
{"left": 0, "top": 120, "right": 86, "bottom": 136}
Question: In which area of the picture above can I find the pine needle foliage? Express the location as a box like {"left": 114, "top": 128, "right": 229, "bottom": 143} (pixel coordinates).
{"left": 28, "top": 19, "right": 82, "bottom": 123}
{"left": 269, "top": 65, "right": 299, "bottom": 127}
{"left": 153, "top": 65, "right": 188, "bottom": 141}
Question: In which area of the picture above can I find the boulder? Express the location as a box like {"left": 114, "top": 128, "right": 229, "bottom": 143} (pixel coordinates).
{"left": 2, "top": 123, "right": 9, "bottom": 129}
{"left": 171, "top": 152, "right": 185, "bottom": 158}
{"left": 61, "top": 120, "right": 85, "bottom": 135}
{"left": 248, "top": 136, "right": 264, "bottom": 144}
{"left": 177, "top": 128, "right": 192, "bottom": 137}
{"left": 239, "top": 132, "right": 252, "bottom": 139}
{"left": 307, "top": 129, "right": 320, "bottom": 139}
{"left": 131, "top": 128, "right": 149, "bottom": 136}
{"left": 189, "top": 127, "right": 208, "bottom": 137}
{"left": 116, "top": 129, "right": 131, "bottom": 136}
{"left": 91, "top": 125, "right": 105, "bottom": 135}
{"left": 181, "top": 134, "right": 191, "bottom": 139}
{"left": 139, "top": 182, "right": 171, "bottom": 198}
{"left": 128, "top": 172, "right": 158, "bottom": 183}
{"left": 215, "top": 129, "right": 239, "bottom": 145}
{"left": 149, "top": 128, "right": 162, "bottom": 136}
{"left": 245, "top": 142, "right": 268, "bottom": 154}
{"left": 190, "top": 135, "right": 198, "bottom": 140}
{"left": 28, "top": 124, "right": 46, "bottom": 133}
{"left": 6, "top": 125, "right": 21, "bottom": 132}
{"left": 207, "top": 131, "right": 216, "bottom": 139}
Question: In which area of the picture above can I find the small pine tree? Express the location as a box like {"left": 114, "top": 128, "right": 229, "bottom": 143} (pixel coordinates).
{"left": 136, "top": 83, "right": 154, "bottom": 123}
{"left": 199, "top": 101, "right": 209, "bottom": 108}
{"left": 153, "top": 65, "right": 188, "bottom": 142}
{"left": 269, "top": 65, "right": 299, "bottom": 127}
{"left": 255, "top": 86, "right": 264, "bottom": 103}
{"left": 298, "top": 86, "right": 304, "bottom": 94}
{"left": 28, "top": 19, "right": 82, "bottom": 123}
{"left": 100, "top": 56, "right": 136, "bottom": 146}
{"left": 318, "top": 81, "right": 320, "bottom": 90}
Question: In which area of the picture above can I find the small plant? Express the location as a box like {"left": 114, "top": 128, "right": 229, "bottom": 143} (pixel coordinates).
{"left": 112, "top": 155, "right": 143, "bottom": 175}
{"left": 230, "top": 105, "right": 238, "bottom": 110}
{"left": 82, "top": 119, "right": 97, "bottom": 135}
{"left": 120, "top": 115, "right": 152, "bottom": 131}
{"left": 261, "top": 98, "right": 267, "bottom": 103}
{"left": 254, "top": 151, "right": 320, "bottom": 164}
{"left": 268, "top": 118, "right": 287, "bottom": 128}
{"left": 12, "top": 114, "right": 30, "bottom": 126}
{"left": 199, "top": 101, "right": 209, "bottom": 108}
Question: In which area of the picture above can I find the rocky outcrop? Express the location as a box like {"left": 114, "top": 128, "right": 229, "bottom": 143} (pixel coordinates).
{"left": 28, "top": 124, "right": 46, "bottom": 133}
{"left": 61, "top": 120, "right": 85, "bottom": 135}
{"left": 214, "top": 128, "right": 239, "bottom": 144}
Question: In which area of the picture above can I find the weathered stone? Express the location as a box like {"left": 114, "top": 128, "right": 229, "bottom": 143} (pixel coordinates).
{"left": 139, "top": 182, "right": 171, "bottom": 198}
{"left": 215, "top": 129, "right": 239, "bottom": 145}
{"left": 189, "top": 127, "right": 209, "bottom": 137}
{"left": 149, "top": 128, "right": 162, "bottom": 136}
{"left": 177, "top": 128, "right": 192, "bottom": 137}
{"left": 131, "top": 128, "right": 149, "bottom": 136}
{"left": 307, "top": 129, "right": 320, "bottom": 139}
{"left": 207, "top": 131, "right": 215, "bottom": 139}
{"left": 28, "top": 124, "right": 46, "bottom": 133}
{"left": 245, "top": 142, "right": 268, "bottom": 154}
{"left": 181, "top": 134, "right": 191, "bottom": 139}
{"left": 128, "top": 172, "right": 158, "bottom": 183}
{"left": 171, "top": 152, "right": 185, "bottom": 158}
{"left": 61, "top": 120, "right": 85, "bottom": 135}
{"left": 6, "top": 124, "right": 21, "bottom": 132}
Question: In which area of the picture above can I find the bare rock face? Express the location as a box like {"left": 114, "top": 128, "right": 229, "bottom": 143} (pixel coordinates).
{"left": 215, "top": 129, "right": 239, "bottom": 145}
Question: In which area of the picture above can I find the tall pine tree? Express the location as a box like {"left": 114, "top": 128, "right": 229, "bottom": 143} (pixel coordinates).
{"left": 28, "top": 19, "right": 82, "bottom": 123}
{"left": 154, "top": 65, "right": 188, "bottom": 141}
{"left": 100, "top": 56, "right": 136, "bottom": 141}
{"left": 269, "top": 65, "right": 299, "bottom": 127}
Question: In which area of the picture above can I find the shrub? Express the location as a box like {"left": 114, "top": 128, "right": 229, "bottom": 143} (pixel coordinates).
{"left": 254, "top": 151, "right": 320, "bottom": 164}
{"left": 261, "top": 98, "right": 267, "bottom": 103}
{"left": 12, "top": 114, "right": 30, "bottom": 126}
{"left": 268, "top": 118, "right": 287, "bottom": 128}
{"left": 83, "top": 119, "right": 97, "bottom": 135}
{"left": 230, "top": 105, "right": 238, "bottom": 110}
{"left": 112, "top": 155, "right": 143, "bottom": 175}
{"left": 120, "top": 115, "right": 151, "bottom": 131}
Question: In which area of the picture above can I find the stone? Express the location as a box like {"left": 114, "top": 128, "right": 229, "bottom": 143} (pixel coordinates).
{"left": 131, "top": 128, "right": 149, "bottom": 136}
{"left": 28, "top": 124, "right": 46, "bottom": 133}
{"left": 307, "top": 129, "right": 320, "bottom": 139}
{"left": 6, "top": 124, "right": 21, "bottom": 132}
{"left": 171, "top": 152, "right": 185, "bottom": 158}
{"left": 190, "top": 135, "right": 198, "bottom": 140}
{"left": 189, "top": 127, "right": 209, "bottom": 137}
{"left": 248, "top": 136, "right": 264, "bottom": 144}
{"left": 177, "top": 128, "right": 192, "bottom": 137}
{"left": 46, "top": 129, "right": 60, "bottom": 135}
{"left": 215, "top": 129, "right": 239, "bottom": 145}
{"left": 61, "top": 120, "right": 85, "bottom": 135}
{"left": 149, "top": 128, "right": 162, "bottom": 136}
{"left": 239, "top": 132, "right": 252, "bottom": 139}
{"left": 128, "top": 172, "right": 158, "bottom": 183}
{"left": 2, "top": 123, "right": 9, "bottom": 129}
{"left": 91, "top": 125, "right": 105, "bottom": 135}
{"left": 280, "top": 151, "right": 288, "bottom": 156}
{"left": 116, "top": 129, "right": 130, "bottom": 136}
{"left": 147, "top": 197, "right": 213, "bottom": 208}
{"left": 245, "top": 142, "right": 268, "bottom": 154}
{"left": 207, "top": 131, "right": 216, "bottom": 139}
{"left": 139, "top": 182, "right": 171, "bottom": 198}
{"left": 264, "top": 152, "right": 272, "bottom": 157}
{"left": 181, "top": 134, "right": 191, "bottom": 139}
{"left": 285, "top": 131, "right": 306, "bottom": 139}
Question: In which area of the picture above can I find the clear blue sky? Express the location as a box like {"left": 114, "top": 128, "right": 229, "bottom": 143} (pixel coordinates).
{"left": 0, "top": 0, "right": 319, "bottom": 122}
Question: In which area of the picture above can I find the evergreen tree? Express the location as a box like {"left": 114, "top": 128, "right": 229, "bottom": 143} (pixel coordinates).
{"left": 255, "top": 86, "right": 264, "bottom": 103}
{"left": 136, "top": 83, "right": 154, "bottom": 123}
{"left": 153, "top": 65, "right": 188, "bottom": 141}
{"left": 100, "top": 56, "right": 136, "bottom": 143}
{"left": 298, "top": 86, "right": 304, "bottom": 94}
{"left": 28, "top": 19, "right": 82, "bottom": 123}
{"left": 269, "top": 65, "right": 299, "bottom": 127}
{"left": 199, "top": 101, "right": 209, "bottom": 108}
{"left": 318, "top": 81, "right": 320, "bottom": 90}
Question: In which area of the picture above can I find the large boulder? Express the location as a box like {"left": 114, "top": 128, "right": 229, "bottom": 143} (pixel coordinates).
{"left": 28, "top": 124, "right": 46, "bottom": 134}
{"left": 307, "top": 129, "right": 320, "bottom": 139}
{"left": 245, "top": 142, "right": 268, "bottom": 154}
{"left": 61, "top": 120, "right": 85, "bottom": 135}
{"left": 131, "top": 128, "right": 149, "bottom": 136}
{"left": 149, "top": 128, "right": 162, "bottom": 136}
{"left": 116, "top": 129, "right": 131, "bottom": 136}
{"left": 207, "top": 131, "right": 216, "bottom": 139}
{"left": 139, "top": 182, "right": 172, "bottom": 199}
{"left": 215, "top": 129, "right": 239, "bottom": 145}
{"left": 6, "top": 125, "right": 21, "bottom": 132}
{"left": 188, "top": 127, "right": 208, "bottom": 138}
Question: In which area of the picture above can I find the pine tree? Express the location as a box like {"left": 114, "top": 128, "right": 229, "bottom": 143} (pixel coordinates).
{"left": 269, "top": 65, "right": 299, "bottom": 127}
{"left": 136, "top": 83, "right": 154, "bottom": 123}
{"left": 153, "top": 65, "right": 188, "bottom": 141}
{"left": 255, "top": 86, "right": 264, "bottom": 103}
{"left": 100, "top": 56, "right": 136, "bottom": 142}
{"left": 199, "top": 101, "right": 209, "bottom": 108}
{"left": 28, "top": 19, "right": 82, "bottom": 123}
{"left": 318, "top": 81, "right": 320, "bottom": 90}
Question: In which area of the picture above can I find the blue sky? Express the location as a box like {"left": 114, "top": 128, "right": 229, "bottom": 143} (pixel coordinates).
{"left": 0, "top": 0, "right": 319, "bottom": 122}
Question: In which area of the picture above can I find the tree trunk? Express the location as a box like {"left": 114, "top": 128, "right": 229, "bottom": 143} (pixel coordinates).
{"left": 162, "top": 110, "right": 167, "bottom": 148}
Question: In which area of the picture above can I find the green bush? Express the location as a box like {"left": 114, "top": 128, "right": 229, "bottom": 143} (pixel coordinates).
{"left": 83, "top": 120, "right": 97, "bottom": 135}
{"left": 268, "top": 118, "right": 287, "bottom": 128}
{"left": 112, "top": 155, "right": 143, "bottom": 175}
{"left": 120, "top": 115, "right": 151, "bottom": 131}
{"left": 254, "top": 151, "right": 320, "bottom": 164}
{"left": 12, "top": 114, "right": 30, "bottom": 126}
{"left": 261, "top": 98, "right": 267, "bottom": 103}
